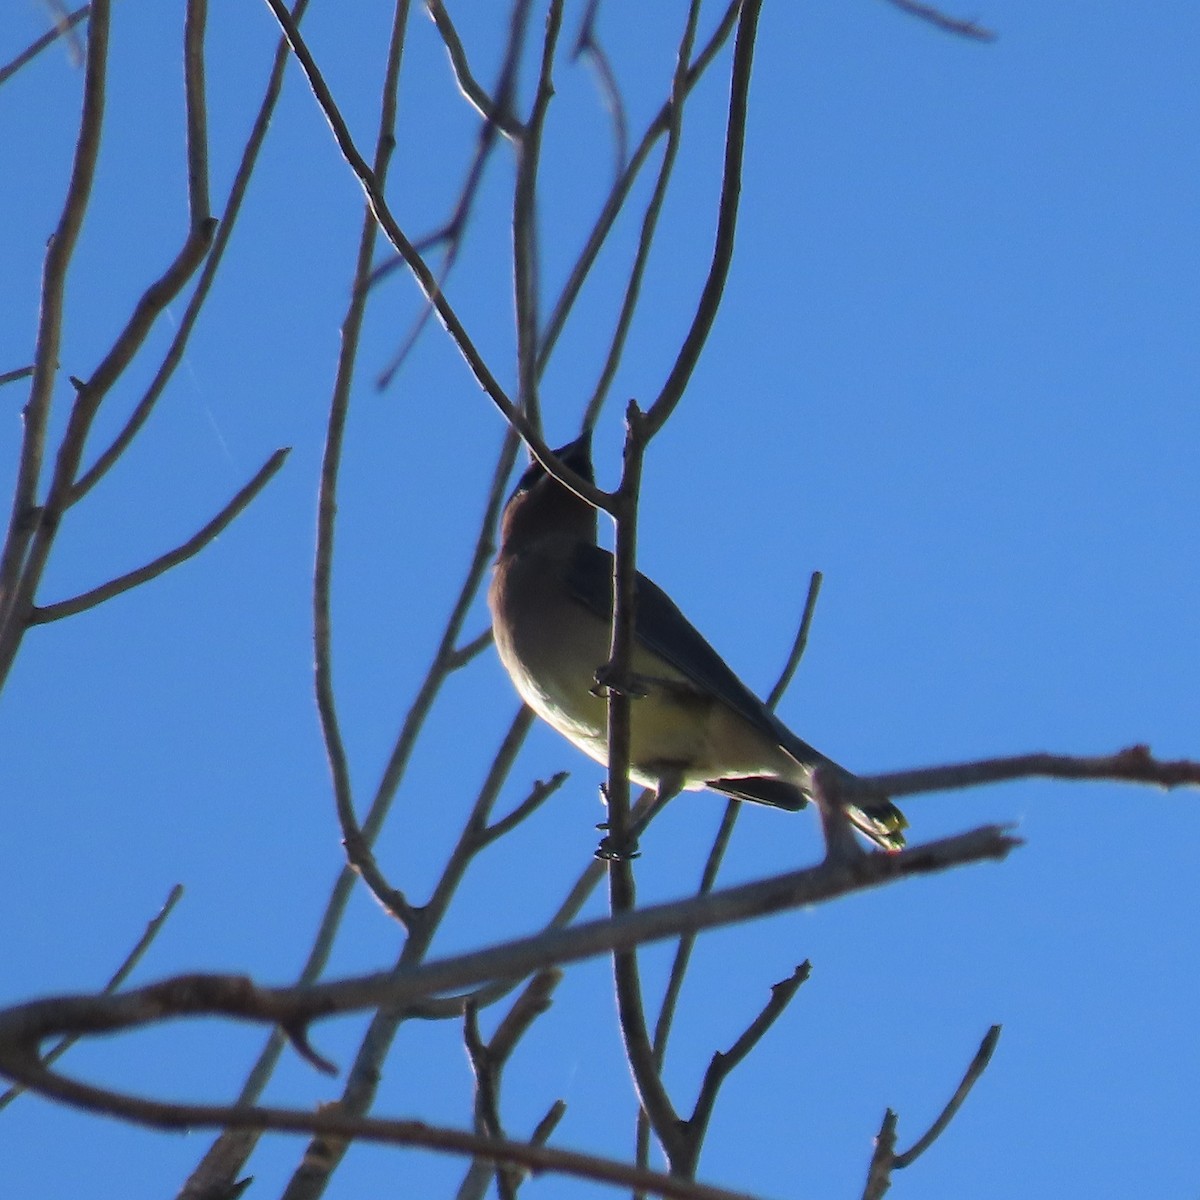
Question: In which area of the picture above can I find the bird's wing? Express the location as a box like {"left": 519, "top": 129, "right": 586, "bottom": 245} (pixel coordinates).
{"left": 564, "top": 542, "right": 833, "bottom": 771}
{"left": 564, "top": 542, "right": 908, "bottom": 849}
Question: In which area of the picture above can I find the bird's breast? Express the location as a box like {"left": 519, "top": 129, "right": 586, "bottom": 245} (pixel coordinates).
{"left": 489, "top": 548, "right": 727, "bottom": 787}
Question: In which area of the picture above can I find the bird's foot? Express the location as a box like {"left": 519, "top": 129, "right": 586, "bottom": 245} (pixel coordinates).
{"left": 594, "top": 827, "right": 641, "bottom": 861}
{"left": 589, "top": 663, "right": 649, "bottom": 699}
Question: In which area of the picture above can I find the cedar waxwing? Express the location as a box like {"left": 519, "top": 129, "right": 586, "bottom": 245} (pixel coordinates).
{"left": 488, "top": 431, "right": 906, "bottom": 851}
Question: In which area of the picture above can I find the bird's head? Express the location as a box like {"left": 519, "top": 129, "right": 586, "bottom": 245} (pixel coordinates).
{"left": 498, "top": 430, "right": 598, "bottom": 552}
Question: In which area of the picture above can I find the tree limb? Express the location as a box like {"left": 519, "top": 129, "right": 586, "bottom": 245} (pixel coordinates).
{"left": 29, "top": 448, "right": 290, "bottom": 625}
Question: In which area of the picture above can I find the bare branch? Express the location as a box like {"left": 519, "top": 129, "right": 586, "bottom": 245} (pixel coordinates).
{"left": 183, "top": 0, "right": 211, "bottom": 221}
{"left": 70, "top": 0, "right": 310, "bottom": 507}
{"left": 513, "top": 0, "right": 559, "bottom": 431}
{"left": 0, "top": 829, "right": 1014, "bottom": 1200}
{"left": 881, "top": 0, "right": 997, "bottom": 42}
{"left": 375, "top": 0, "right": 530, "bottom": 392}
{"left": 0, "top": 366, "right": 35, "bottom": 388}
{"left": 0, "top": 883, "right": 183, "bottom": 1111}
{"left": 260, "top": 0, "right": 611, "bottom": 518}
{"left": 681, "top": 962, "right": 812, "bottom": 1174}
{"left": 260, "top": 4, "right": 504, "bottom": 419}
{"left": 894, "top": 1024, "right": 1001, "bottom": 1167}
{"left": 0, "top": 1052, "right": 769, "bottom": 1200}
{"left": 599, "top": 291, "right": 684, "bottom": 1176}
{"left": 0, "top": 826, "right": 1019, "bottom": 1061}
{"left": 313, "top": 0, "right": 416, "bottom": 934}
{"left": 426, "top": 0, "right": 522, "bottom": 133}
{"left": 29, "top": 448, "right": 290, "bottom": 625}
{"left": 861, "top": 1110, "right": 898, "bottom": 1200}
{"left": 0, "top": 210, "right": 218, "bottom": 673}
{"left": 446, "top": 626, "right": 493, "bottom": 670}
{"left": 537, "top": 0, "right": 741, "bottom": 374}
{"left": 463, "top": 1003, "right": 518, "bottom": 1200}
{"left": 463, "top": 971, "right": 560, "bottom": 1200}
{"left": 458, "top": 1092, "right": 567, "bottom": 1200}
{"left": 604, "top": 6, "right": 760, "bottom": 1165}
{"left": 478, "top": 769, "right": 569, "bottom": 847}
{"left": 0, "top": 3, "right": 89, "bottom": 87}
{"left": 868, "top": 745, "right": 1200, "bottom": 799}
{"left": 0, "top": 0, "right": 109, "bottom": 634}
{"left": 580, "top": 0, "right": 695, "bottom": 425}
{"left": 861, "top": 1025, "right": 1002, "bottom": 1199}
{"left": 645, "top": 0, "right": 761, "bottom": 436}
{"left": 765, "top": 571, "right": 823, "bottom": 708}
{"left": 62, "top": 217, "right": 217, "bottom": 443}
{"left": 572, "top": 0, "right": 628, "bottom": 180}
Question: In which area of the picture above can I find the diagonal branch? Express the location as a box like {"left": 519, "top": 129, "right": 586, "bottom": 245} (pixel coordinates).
{"left": 28, "top": 448, "right": 290, "bottom": 625}
{"left": 0, "top": 2, "right": 90, "bottom": 86}
{"left": 645, "top": 0, "right": 761, "bottom": 437}
{"left": 861, "top": 1024, "right": 1002, "bottom": 1199}
{"left": 426, "top": 0, "right": 522, "bottom": 133}
{"left": 881, "top": 0, "right": 997, "bottom": 42}
{"left": 537, "top": 0, "right": 742, "bottom": 374}
{"left": 572, "top": 0, "right": 628, "bottom": 182}
{"left": 0, "top": 883, "right": 183, "bottom": 1111}
{"left": 867, "top": 745, "right": 1200, "bottom": 798}
{"left": 0, "top": 825, "right": 1019, "bottom": 1063}
{"left": 680, "top": 962, "right": 812, "bottom": 1175}
{"left": 894, "top": 1023, "right": 1001, "bottom": 1168}
{"left": 0, "top": 0, "right": 109, "bottom": 636}
{"left": 0, "top": 366, "right": 35, "bottom": 388}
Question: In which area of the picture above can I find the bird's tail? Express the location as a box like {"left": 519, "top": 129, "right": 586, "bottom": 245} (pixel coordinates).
{"left": 710, "top": 771, "right": 907, "bottom": 851}
{"left": 845, "top": 797, "right": 907, "bottom": 852}
{"left": 820, "top": 758, "right": 907, "bottom": 851}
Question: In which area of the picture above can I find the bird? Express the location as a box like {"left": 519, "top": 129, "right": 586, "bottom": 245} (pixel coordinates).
{"left": 487, "top": 430, "right": 906, "bottom": 853}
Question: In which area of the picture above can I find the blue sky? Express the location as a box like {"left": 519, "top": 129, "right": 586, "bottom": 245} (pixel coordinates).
{"left": 1, "top": 1, "right": 1197, "bottom": 1197}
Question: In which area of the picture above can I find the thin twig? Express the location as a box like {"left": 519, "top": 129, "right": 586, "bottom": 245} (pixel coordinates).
{"left": 0, "top": 825, "right": 1021, "bottom": 1072}
{"left": 183, "top": 0, "right": 211, "bottom": 222}
{"left": 537, "top": 0, "right": 742, "bottom": 375}
{"left": 70, "top": 0, "right": 308, "bottom": 509}
{"left": 683, "top": 963, "right": 811, "bottom": 1170}
{"left": 478, "top": 769, "right": 569, "bottom": 847}
{"left": 29, "top": 448, "right": 290, "bottom": 624}
{"left": 766, "top": 571, "right": 823, "bottom": 708}
{"left": 572, "top": 0, "right": 628, "bottom": 181}
{"left": 867, "top": 745, "right": 1200, "bottom": 798}
{"left": 0, "top": 2, "right": 89, "bottom": 86}
{"left": 426, "top": 0, "right": 521, "bottom": 133}
{"left": 894, "top": 1024, "right": 1001, "bottom": 1167}
{"left": 0, "top": 883, "right": 183, "bottom": 1110}
{"left": 446, "top": 626, "right": 493, "bottom": 670}
{"left": 0, "top": 0, "right": 109, "bottom": 644}
{"left": 645, "top": 0, "right": 761, "bottom": 437}
{"left": 262, "top": 0, "right": 609, "bottom": 519}
{"left": 512, "top": 0, "right": 559, "bottom": 431}
{"left": 0, "top": 366, "right": 35, "bottom": 388}
{"left": 581, "top": 0, "right": 696, "bottom": 425}
{"left": 639, "top": 570, "right": 824, "bottom": 1179}
{"left": 375, "top": 0, "right": 530, "bottom": 391}
{"left": 861, "top": 1025, "right": 1001, "bottom": 1199}
{"left": 881, "top": 0, "right": 997, "bottom": 42}
{"left": 313, "top": 0, "right": 415, "bottom": 932}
